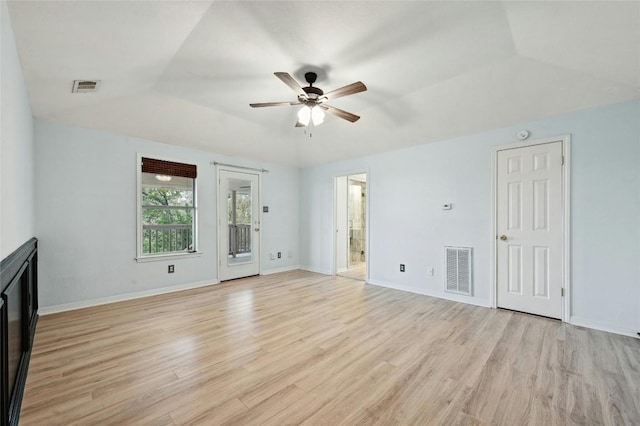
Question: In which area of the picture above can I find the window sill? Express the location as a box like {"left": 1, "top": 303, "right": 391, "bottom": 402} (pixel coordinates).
{"left": 135, "top": 252, "right": 203, "bottom": 263}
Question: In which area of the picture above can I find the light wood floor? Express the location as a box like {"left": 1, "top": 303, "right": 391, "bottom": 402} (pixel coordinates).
{"left": 338, "top": 264, "right": 366, "bottom": 281}
{"left": 21, "top": 271, "right": 640, "bottom": 425}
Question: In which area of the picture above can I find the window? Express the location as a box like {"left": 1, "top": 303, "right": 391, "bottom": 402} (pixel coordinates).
{"left": 138, "top": 157, "right": 197, "bottom": 258}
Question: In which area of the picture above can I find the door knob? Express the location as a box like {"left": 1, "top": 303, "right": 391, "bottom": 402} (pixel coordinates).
{"left": 255, "top": 228, "right": 260, "bottom": 232}
{"left": 500, "top": 235, "right": 508, "bottom": 241}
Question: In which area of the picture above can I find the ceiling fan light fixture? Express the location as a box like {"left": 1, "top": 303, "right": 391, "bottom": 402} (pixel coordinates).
{"left": 297, "top": 105, "right": 311, "bottom": 126}
{"left": 298, "top": 105, "right": 325, "bottom": 127}
{"left": 311, "top": 106, "right": 325, "bottom": 125}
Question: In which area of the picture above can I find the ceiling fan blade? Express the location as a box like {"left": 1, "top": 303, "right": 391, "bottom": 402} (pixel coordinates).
{"left": 250, "top": 101, "right": 301, "bottom": 108}
{"left": 274, "top": 72, "right": 306, "bottom": 98}
{"left": 323, "top": 81, "right": 367, "bottom": 101}
{"left": 320, "top": 105, "right": 361, "bottom": 122}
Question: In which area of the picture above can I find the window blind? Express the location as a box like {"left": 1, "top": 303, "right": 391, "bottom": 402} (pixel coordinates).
{"left": 142, "top": 157, "right": 197, "bottom": 179}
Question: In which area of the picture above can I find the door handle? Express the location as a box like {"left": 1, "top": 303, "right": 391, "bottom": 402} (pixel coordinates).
{"left": 255, "top": 228, "right": 260, "bottom": 232}
{"left": 500, "top": 235, "right": 508, "bottom": 241}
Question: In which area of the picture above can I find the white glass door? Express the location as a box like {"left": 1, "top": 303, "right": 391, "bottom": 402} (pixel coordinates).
{"left": 218, "top": 169, "right": 260, "bottom": 281}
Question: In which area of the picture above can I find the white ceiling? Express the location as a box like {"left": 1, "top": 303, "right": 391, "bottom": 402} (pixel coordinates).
{"left": 7, "top": 1, "right": 640, "bottom": 167}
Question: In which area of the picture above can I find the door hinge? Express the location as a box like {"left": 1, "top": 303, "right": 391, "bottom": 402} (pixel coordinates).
{"left": 561, "top": 155, "right": 565, "bottom": 165}
{"left": 561, "top": 288, "right": 565, "bottom": 297}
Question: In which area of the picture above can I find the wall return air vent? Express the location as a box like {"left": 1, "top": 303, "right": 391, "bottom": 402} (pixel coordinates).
{"left": 72, "top": 80, "right": 100, "bottom": 93}
{"left": 444, "top": 246, "right": 473, "bottom": 296}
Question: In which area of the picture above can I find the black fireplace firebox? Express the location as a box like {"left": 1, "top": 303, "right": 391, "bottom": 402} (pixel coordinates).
{"left": 0, "top": 238, "right": 38, "bottom": 426}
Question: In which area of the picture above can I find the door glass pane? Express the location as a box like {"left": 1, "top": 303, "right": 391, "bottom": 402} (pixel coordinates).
{"left": 227, "top": 177, "right": 252, "bottom": 265}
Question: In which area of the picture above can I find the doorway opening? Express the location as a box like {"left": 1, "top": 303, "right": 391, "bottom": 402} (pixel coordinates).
{"left": 335, "top": 173, "right": 367, "bottom": 281}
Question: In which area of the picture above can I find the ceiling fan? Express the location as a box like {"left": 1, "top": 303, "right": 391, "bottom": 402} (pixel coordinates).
{"left": 250, "top": 72, "right": 367, "bottom": 127}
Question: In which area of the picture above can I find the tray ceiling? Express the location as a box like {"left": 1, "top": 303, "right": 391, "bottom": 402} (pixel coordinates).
{"left": 7, "top": 1, "right": 640, "bottom": 167}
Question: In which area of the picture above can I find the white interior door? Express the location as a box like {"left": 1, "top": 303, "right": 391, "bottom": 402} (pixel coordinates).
{"left": 496, "top": 141, "right": 563, "bottom": 318}
{"left": 218, "top": 169, "right": 260, "bottom": 281}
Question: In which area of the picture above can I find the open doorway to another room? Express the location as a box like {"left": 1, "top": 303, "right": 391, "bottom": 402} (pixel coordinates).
{"left": 335, "top": 173, "right": 367, "bottom": 281}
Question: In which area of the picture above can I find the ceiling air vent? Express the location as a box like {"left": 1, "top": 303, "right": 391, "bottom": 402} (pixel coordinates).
{"left": 72, "top": 80, "right": 100, "bottom": 93}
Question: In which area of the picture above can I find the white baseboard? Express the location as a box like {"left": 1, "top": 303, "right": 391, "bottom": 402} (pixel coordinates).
{"left": 299, "top": 265, "right": 332, "bottom": 275}
{"left": 367, "top": 278, "right": 491, "bottom": 308}
{"left": 261, "top": 265, "right": 301, "bottom": 275}
{"left": 569, "top": 316, "right": 639, "bottom": 339}
{"left": 39, "top": 279, "right": 219, "bottom": 315}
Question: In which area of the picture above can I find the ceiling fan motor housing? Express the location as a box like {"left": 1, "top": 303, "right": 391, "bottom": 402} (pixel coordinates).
{"left": 302, "top": 86, "right": 324, "bottom": 101}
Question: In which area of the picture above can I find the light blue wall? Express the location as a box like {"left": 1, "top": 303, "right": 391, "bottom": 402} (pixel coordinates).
{"left": 35, "top": 119, "right": 300, "bottom": 308}
{"left": 300, "top": 100, "right": 640, "bottom": 336}
{"left": 7, "top": 0, "right": 638, "bottom": 333}
{"left": 1, "top": 1, "right": 35, "bottom": 258}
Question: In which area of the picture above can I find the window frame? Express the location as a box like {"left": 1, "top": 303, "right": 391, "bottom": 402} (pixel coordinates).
{"left": 135, "top": 153, "right": 202, "bottom": 262}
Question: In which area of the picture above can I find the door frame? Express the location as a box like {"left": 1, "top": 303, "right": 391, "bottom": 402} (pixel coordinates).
{"left": 333, "top": 170, "right": 370, "bottom": 282}
{"left": 216, "top": 165, "right": 262, "bottom": 282}
{"left": 490, "top": 135, "right": 571, "bottom": 321}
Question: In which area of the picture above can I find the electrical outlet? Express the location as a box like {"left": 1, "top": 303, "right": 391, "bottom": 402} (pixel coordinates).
{"left": 277, "top": 252, "right": 282, "bottom": 259}
{"left": 168, "top": 265, "right": 174, "bottom": 273}
{"left": 400, "top": 264, "right": 405, "bottom": 272}
{"left": 270, "top": 253, "right": 275, "bottom": 260}
{"left": 427, "top": 267, "right": 434, "bottom": 276}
